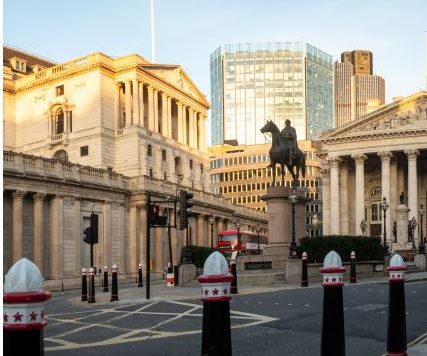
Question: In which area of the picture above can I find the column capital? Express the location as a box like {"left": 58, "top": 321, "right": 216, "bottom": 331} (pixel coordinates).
{"left": 33, "top": 192, "right": 47, "bottom": 202}
{"left": 12, "top": 190, "right": 27, "bottom": 200}
{"left": 351, "top": 153, "right": 367, "bottom": 164}
{"left": 404, "top": 149, "right": 420, "bottom": 160}
{"left": 328, "top": 156, "right": 341, "bottom": 168}
{"left": 378, "top": 151, "right": 393, "bottom": 163}
{"left": 321, "top": 167, "right": 330, "bottom": 177}
{"left": 317, "top": 152, "right": 328, "bottom": 161}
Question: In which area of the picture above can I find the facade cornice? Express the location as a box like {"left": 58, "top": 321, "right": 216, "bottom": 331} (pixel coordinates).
{"left": 323, "top": 128, "right": 427, "bottom": 144}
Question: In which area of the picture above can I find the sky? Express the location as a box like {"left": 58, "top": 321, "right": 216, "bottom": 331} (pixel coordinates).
{"left": 4, "top": 0, "right": 427, "bottom": 109}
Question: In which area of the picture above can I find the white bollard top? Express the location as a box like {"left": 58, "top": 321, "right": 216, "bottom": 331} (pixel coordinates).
{"left": 351, "top": 251, "right": 356, "bottom": 259}
{"left": 4, "top": 258, "right": 43, "bottom": 293}
{"left": 302, "top": 252, "right": 307, "bottom": 260}
{"left": 198, "top": 251, "right": 234, "bottom": 302}
{"left": 139, "top": 263, "right": 142, "bottom": 268}
{"left": 82, "top": 267, "right": 87, "bottom": 274}
{"left": 320, "top": 251, "right": 345, "bottom": 287}
{"left": 387, "top": 253, "right": 406, "bottom": 281}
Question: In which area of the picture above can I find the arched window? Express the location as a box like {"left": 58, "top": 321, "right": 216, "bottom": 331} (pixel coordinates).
{"left": 55, "top": 109, "right": 64, "bottom": 134}
{"left": 53, "top": 150, "right": 68, "bottom": 162}
{"left": 162, "top": 149, "right": 167, "bottom": 161}
{"left": 147, "top": 144, "right": 152, "bottom": 156}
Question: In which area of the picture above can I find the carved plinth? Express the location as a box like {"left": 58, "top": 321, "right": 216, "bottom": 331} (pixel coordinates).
{"left": 394, "top": 204, "right": 410, "bottom": 251}
{"left": 262, "top": 185, "right": 310, "bottom": 258}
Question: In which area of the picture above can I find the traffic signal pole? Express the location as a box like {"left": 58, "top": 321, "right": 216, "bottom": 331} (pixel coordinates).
{"left": 146, "top": 192, "right": 151, "bottom": 300}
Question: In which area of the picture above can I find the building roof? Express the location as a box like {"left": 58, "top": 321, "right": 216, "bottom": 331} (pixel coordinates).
{"left": 3, "top": 45, "right": 56, "bottom": 73}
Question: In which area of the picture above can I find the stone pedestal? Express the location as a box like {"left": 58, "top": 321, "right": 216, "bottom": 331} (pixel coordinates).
{"left": 262, "top": 185, "right": 310, "bottom": 258}
{"left": 394, "top": 204, "right": 410, "bottom": 250}
{"left": 414, "top": 254, "right": 427, "bottom": 271}
{"left": 285, "top": 259, "right": 301, "bottom": 283}
{"left": 179, "top": 264, "right": 197, "bottom": 286}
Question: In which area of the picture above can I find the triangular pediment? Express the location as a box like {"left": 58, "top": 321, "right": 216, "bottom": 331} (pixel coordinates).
{"left": 321, "top": 91, "right": 427, "bottom": 141}
{"left": 141, "top": 64, "right": 209, "bottom": 107}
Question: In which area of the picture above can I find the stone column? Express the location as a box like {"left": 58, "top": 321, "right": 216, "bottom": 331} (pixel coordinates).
{"left": 132, "top": 79, "right": 139, "bottom": 126}
{"left": 197, "top": 214, "right": 204, "bottom": 246}
{"left": 177, "top": 102, "right": 183, "bottom": 143}
{"left": 129, "top": 203, "right": 138, "bottom": 275}
{"left": 329, "top": 157, "right": 341, "bottom": 235}
{"left": 379, "top": 151, "right": 393, "bottom": 244}
{"left": 153, "top": 89, "right": 159, "bottom": 133}
{"left": 115, "top": 83, "right": 121, "bottom": 130}
{"left": 125, "top": 81, "right": 132, "bottom": 127}
{"left": 167, "top": 96, "right": 172, "bottom": 138}
{"left": 139, "top": 204, "right": 147, "bottom": 271}
{"left": 48, "top": 113, "right": 53, "bottom": 136}
{"left": 339, "top": 161, "right": 349, "bottom": 235}
{"left": 73, "top": 198, "right": 81, "bottom": 275}
{"left": 138, "top": 81, "right": 144, "bottom": 127}
{"left": 64, "top": 111, "right": 69, "bottom": 133}
{"left": 161, "top": 93, "right": 168, "bottom": 136}
{"left": 188, "top": 108, "right": 194, "bottom": 148}
{"left": 200, "top": 115, "right": 206, "bottom": 152}
{"left": 405, "top": 149, "right": 419, "bottom": 240}
{"left": 147, "top": 86, "right": 154, "bottom": 132}
{"left": 390, "top": 160, "right": 398, "bottom": 227}
{"left": 33, "top": 193, "right": 46, "bottom": 271}
{"left": 103, "top": 201, "right": 112, "bottom": 269}
{"left": 12, "top": 191, "right": 26, "bottom": 263}
{"left": 352, "top": 153, "right": 367, "bottom": 234}
{"left": 321, "top": 164, "right": 330, "bottom": 236}
{"left": 217, "top": 219, "right": 224, "bottom": 235}
{"left": 51, "top": 195, "right": 64, "bottom": 279}
{"left": 182, "top": 105, "right": 188, "bottom": 145}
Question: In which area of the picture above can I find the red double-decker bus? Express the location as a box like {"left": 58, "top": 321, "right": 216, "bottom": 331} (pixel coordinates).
{"left": 216, "top": 229, "right": 268, "bottom": 257}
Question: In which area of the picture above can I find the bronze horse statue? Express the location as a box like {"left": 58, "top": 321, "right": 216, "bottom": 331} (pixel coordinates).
{"left": 260, "top": 120, "right": 306, "bottom": 187}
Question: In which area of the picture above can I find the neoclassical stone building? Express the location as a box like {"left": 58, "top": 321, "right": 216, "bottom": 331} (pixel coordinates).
{"left": 3, "top": 45, "right": 267, "bottom": 279}
{"left": 320, "top": 91, "right": 427, "bottom": 250}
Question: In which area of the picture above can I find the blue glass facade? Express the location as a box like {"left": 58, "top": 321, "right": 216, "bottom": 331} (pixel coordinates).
{"left": 210, "top": 42, "right": 333, "bottom": 145}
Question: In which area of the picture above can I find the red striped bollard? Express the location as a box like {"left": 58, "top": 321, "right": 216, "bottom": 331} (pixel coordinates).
{"left": 4, "top": 258, "right": 52, "bottom": 356}
{"left": 198, "top": 251, "right": 234, "bottom": 356}
{"left": 320, "top": 251, "right": 346, "bottom": 356}
{"left": 137, "top": 263, "right": 143, "bottom": 288}
{"left": 81, "top": 268, "right": 88, "bottom": 301}
{"left": 386, "top": 254, "right": 407, "bottom": 356}
{"left": 301, "top": 251, "right": 308, "bottom": 287}
{"left": 230, "top": 256, "right": 238, "bottom": 295}
{"left": 103, "top": 266, "right": 109, "bottom": 292}
{"left": 350, "top": 251, "right": 357, "bottom": 284}
{"left": 88, "top": 267, "right": 96, "bottom": 303}
{"left": 110, "top": 264, "right": 119, "bottom": 302}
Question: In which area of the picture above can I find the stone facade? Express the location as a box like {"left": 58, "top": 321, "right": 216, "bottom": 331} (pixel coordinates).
{"left": 3, "top": 46, "right": 268, "bottom": 279}
{"left": 320, "top": 91, "right": 427, "bottom": 252}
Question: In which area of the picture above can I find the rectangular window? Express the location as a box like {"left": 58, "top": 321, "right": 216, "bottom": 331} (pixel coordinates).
{"left": 80, "top": 146, "right": 89, "bottom": 156}
{"left": 56, "top": 85, "right": 64, "bottom": 96}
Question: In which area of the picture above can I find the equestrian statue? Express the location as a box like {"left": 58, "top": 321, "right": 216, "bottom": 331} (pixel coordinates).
{"left": 260, "top": 119, "right": 306, "bottom": 187}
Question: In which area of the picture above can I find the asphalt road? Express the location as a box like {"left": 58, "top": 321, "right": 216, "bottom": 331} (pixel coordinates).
{"left": 44, "top": 281, "right": 427, "bottom": 356}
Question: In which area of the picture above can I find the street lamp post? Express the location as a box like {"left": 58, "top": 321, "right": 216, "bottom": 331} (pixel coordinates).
{"left": 289, "top": 194, "right": 298, "bottom": 259}
{"left": 409, "top": 217, "right": 417, "bottom": 250}
{"left": 312, "top": 214, "right": 318, "bottom": 237}
{"left": 209, "top": 216, "right": 215, "bottom": 248}
{"left": 381, "top": 197, "right": 390, "bottom": 254}
{"left": 360, "top": 219, "right": 367, "bottom": 236}
{"left": 419, "top": 205, "right": 425, "bottom": 254}
{"left": 256, "top": 224, "right": 261, "bottom": 255}
{"left": 235, "top": 220, "right": 241, "bottom": 256}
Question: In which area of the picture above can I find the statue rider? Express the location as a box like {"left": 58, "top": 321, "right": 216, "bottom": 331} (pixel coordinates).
{"left": 281, "top": 119, "right": 298, "bottom": 165}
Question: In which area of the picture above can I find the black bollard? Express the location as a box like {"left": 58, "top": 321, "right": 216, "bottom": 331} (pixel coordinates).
{"left": 103, "top": 265, "right": 109, "bottom": 292}
{"left": 81, "top": 268, "right": 88, "bottom": 301}
{"left": 350, "top": 251, "right": 357, "bottom": 284}
{"left": 110, "top": 264, "right": 119, "bottom": 302}
{"left": 230, "top": 257, "right": 238, "bottom": 295}
{"left": 137, "top": 263, "right": 143, "bottom": 288}
{"left": 4, "top": 258, "right": 52, "bottom": 356}
{"left": 320, "top": 251, "right": 346, "bottom": 356}
{"left": 198, "top": 251, "right": 234, "bottom": 356}
{"left": 386, "top": 254, "right": 407, "bottom": 356}
{"left": 301, "top": 251, "right": 308, "bottom": 287}
{"left": 88, "top": 267, "right": 96, "bottom": 303}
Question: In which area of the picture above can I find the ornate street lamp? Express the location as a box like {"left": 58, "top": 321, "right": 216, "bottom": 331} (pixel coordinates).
{"left": 256, "top": 224, "right": 261, "bottom": 255}
{"left": 360, "top": 219, "right": 367, "bottom": 236}
{"left": 419, "top": 205, "right": 425, "bottom": 254}
{"left": 312, "top": 213, "right": 319, "bottom": 237}
{"left": 235, "top": 220, "right": 241, "bottom": 256}
{"left": 289, "top": 194, "right": 298, "bottom": 259}
{"left": 381, "top": 197, "right": 389, "bottom": 254}
{"left": 409, "top": 217, "right": 417, "bottom": 250}
{"left": 209, "top": 216, "right": 215, "bottom": 248}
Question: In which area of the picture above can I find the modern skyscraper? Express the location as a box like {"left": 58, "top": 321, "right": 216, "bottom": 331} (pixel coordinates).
{"left": 335, "top": 50, "right": 385, "bottom": 127}
{"left": 210, "top": 42, "right": 334, "bottom": 145}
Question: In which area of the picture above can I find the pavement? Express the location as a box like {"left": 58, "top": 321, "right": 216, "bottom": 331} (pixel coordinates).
{"left": 58, "top": 270, "right": 427, "bottom": 355}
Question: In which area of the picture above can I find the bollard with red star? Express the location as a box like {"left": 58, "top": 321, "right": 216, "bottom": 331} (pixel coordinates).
{"left": 137, "top": 263, "right": 143, "bottom": 288}
{"left": 198, "top": 251, "right": 234, "bottom": 356}
{"left": 350, "top": 251, "right": 357, "bottom": 284}
{"left": 110, "top": 264, "right": 119, "bottom": 302}
{"left": 81, "top": 268, "right": 88, "bottom": 301}
{"left": 386, "top": 253, "right": 407, "bottom": 356}
{"left": 320, "top": 250, "right": 346, "bottom": 356}
{"left": 3, "top": 258, "right": 52, "bottom": 356}
{"left": 103, "top": 266, "right": 109, "bottom": 293}
{"left": 301, "top": 251, "right": 308, "bottom": 287}
{"left": 88, "top": 267, "right": 96, "bottom": 303}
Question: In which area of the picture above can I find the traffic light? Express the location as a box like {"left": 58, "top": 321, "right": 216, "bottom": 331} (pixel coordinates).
{"left": 179, "top": 190, "right": 195, "bottom": 229}
{"left": 148, "top": 204, "right": 167, "bottom": 226}
{"left": 83, "top": 227, "right": 91, "bottom": 244}
{"left": 90, "top": 213, "right": 98, "bottom": 244}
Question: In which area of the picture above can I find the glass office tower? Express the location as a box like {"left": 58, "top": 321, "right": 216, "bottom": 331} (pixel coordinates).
{"left": 210, "top": 42, "right": 333, "bottom": 145}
